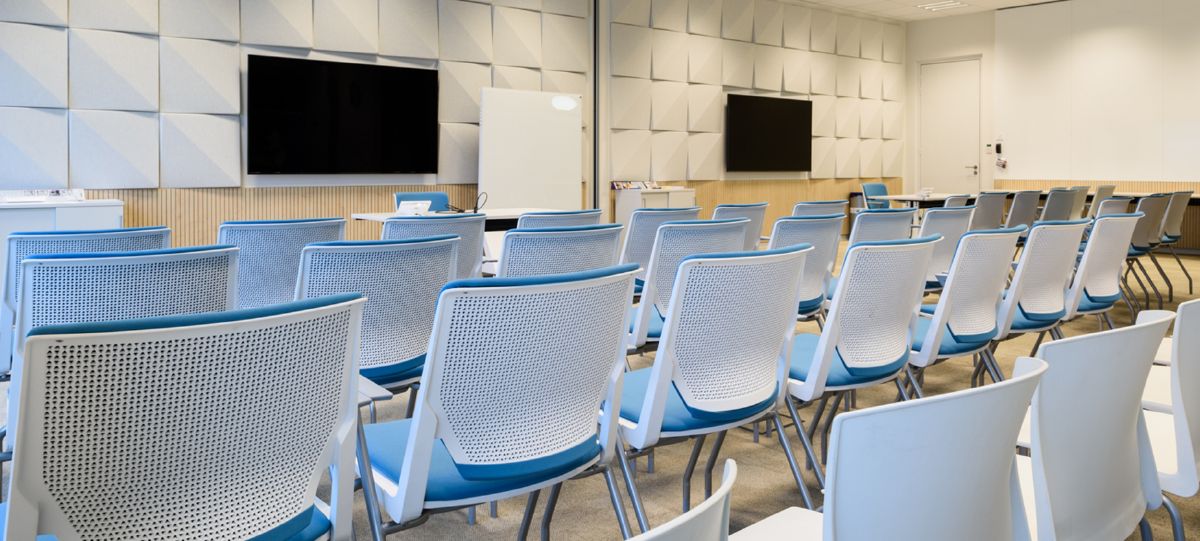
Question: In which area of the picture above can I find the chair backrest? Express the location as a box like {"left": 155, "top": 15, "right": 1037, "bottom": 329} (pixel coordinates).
{"left": 713, "top": 203, "right": 769, "bottom": 250}
{"left": 217, "top": 218, "right": 345, "bottom": 309}
{"left": 912, "top": 226, "right": 1024, "bottom": 368}
{"left": 1064, "top": 213, "right": 1141, "bottom": 319}
{"left": 824, "top": 358, "right": 1046, "bottom": 541}
{"left": 1087, "top": 185, "right": 1117, "bottom": 217}
{"left": 7, "top": 294, "right": 364, "bottom": 540}
{"left": 1130, "top": 194, "right": 1170, "bottom": 250}
{"left": 392, "top": 265, "right": 637, "bottom": 523}
{"left": 846, "top": 208, "right": 916, "bottom": 246}
{"left": 943, "top": 194, "right": 971, "bottom": 207}
{"left": 861, "top": 182, "right": 889, "bottom": 209}
{"left": 1068, "top": 186, "right": 1090, "bottom": 218}
{"left": 630, "top": 460, "right": 737, "bottom": 541}
{"left": 1026, "top": 309, "right": 1174, "bottom": 541}
{"left": 516, "top": 209, "right": 603, "bottom": 229}
{"left": 792, "top": 236, "right": 939, "bottom": 401}
{"left": 1162, "top": 191, "right": 1193, "bottom": 239}
{"left": 620, "top": 207, "right": 702, "bottom": 279}
{"left": 768, "top": 214, "right": 846, "bottom": 314}
{"left": 4, "top": 226, "right": 171, "bottom": 312}
{"left": 917, "top": 207, "right": 975, "bottom": 284}
{"left": 1095, "top": 197, "right": 1132, "bottom": 217}
{"left": 296, "top": 236, "right": 459, "bottom": 375}
{"left": 1039, "top": 189, "right": 1076, "bottom": 222}
{"left": 626, "top": 245, "right": 810, "bottom": 449}
{"left": 970, "top": 192, "right": 1009, "bottom": 231}
{"left": 394, "top": 191, "right": 451, "bottom": 212}
{"left": 382, "top": 214, "right": 485, "bottom": 280}
{"left": 1161, "top": 299, "right": 1200, "bottom": 497}
{"left": 1006, "top": 191, "right": 1043, "bottom": 230}
{"left": 498, "top": 224, "right": 624, "bottom": 278}
{"left": 792, "top": 200, "right": 848, "bottom": 217}
{"left": 996, "top": 220, "right": 1089, "bottom": 339}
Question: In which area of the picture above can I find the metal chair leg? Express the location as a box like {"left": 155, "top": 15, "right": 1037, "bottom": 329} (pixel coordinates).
{"left": 615, "top": 435, "right": 650, "bottom": 533}
{"left": 983, "top": 348, "right": 1005, "bottom": 382}
{"left": 467, "top": 506, "right": 476, "bottom": 525}
{"left": 1049, "top": 326, "right": 1064, "bottom": 340}
{"left": 1030, "top": 332, "right": 1046, "bottom": 357}
{"left": 540, "top": 483, "right": 562, "bottom": 541}
{"left": 404, "top": 384, "right": 419, "bottom": 418}
{"left": 784, "top": 397, "right": 825, "bottom": 487}
{"left": 1103, "top": 312, "right": 1116, "bottom": 330}
{"left": 356, "top": 414, "right": 387, "bottom": 541}
{"left": 1129, "top": 259, "right": 1152, "bottom": 308}
{"left": 821, "top": 393, "right": 844, "bottom": 464}
{"left": 1139, "top": 516, "right": 1154, "bottom": 540}
{"left": 602, "top": 468, "right": 634, "bottom": 539}
{"left": 1148, "top": 251, "right": 1174, "bottom": 303}
{"left": 518, "top": 490, "right": 541, "bottom": 540}
{"left": 905, "top": 365, "right": 925, "bottom": 398}
{"left": 703, "top": 431, "right": 727, "bottom": 498}
{"left": 1163, "top": 494, "right": 1186, "bottom": 541}
{"left": 1134, "top": 257, "right": 1164, "bottom": 309}
{"left": 771, "top": 413, "right": 815, "bottom": 510}
{"left": 1169, "top": 245, "right": 1193, "bottom": 294}
{"left": 893, "top": 378, "right": 911, "bottom": 401}
{"left": 681, "top": 435, "right": 707, "bottom": 511}
{"left": 489, "top": 500, "right": 498, "bottom": 518}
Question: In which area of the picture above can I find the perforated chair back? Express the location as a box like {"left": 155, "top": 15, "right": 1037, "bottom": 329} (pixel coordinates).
{"left": 1006, "top": 191, "right": 1042, "bottom": 231}
{"left": 1025, "top": 310, "right": 1174, "bottom": 541}
{"left": 1130, "top": 195, "right": 1170, "bottom": 250}
{"left": 386, "top": 264, "right": 637, "bottom": 523}
{"left": 1039, "top": 189, "right": 1076, "bottom": 222}
{"left": 629, "top": 460, "right": 737, "bottom": 541}
{"left": 1065, "top": 213, "right": 1141, "bottom": 319}
{"left": 1088, "top": 185, "right": 1117, "bottom": 217}
{"left": 823, "top": 358, "right": 1046, "bottom": 541}
{"left": 768, "top": 215, "right": 846, "bottom": 316}
{"left": 1069, "top": 186, "right": 1090, "bottom": 218}
{"left": 395, "top": 191, "right": 451, "bottom": 212}
{"left": 1095, "top": 197, "right": 1132, "bottom": 217}
{"left": 621, "top": 207, "right": 701, "bottom": 280}
{"left": 296, "top": 237, "right": 459, "bottom": 382}
{"left": 713, "top": 203, "right": 769, "bottom": 250}
{"left": 861, "top": 182, "right": 889, "bottom": 209}
{"left": 218, "top": 218, "right": 345, "bottom": 309}
{"left": 382, "top": 214, "right": 485, "bottom": 280}
{"left": 971, "top": 192, "right": 1009, "bottom": 230}
{"left": 1158, "top": 299, "right": 1200, "bottom": 496}
{"left": 943, "top": 194, "right": 971, "bottom": 207}
{"left": 498, "top": 224, "right": 623, "bottom": 278}
{"left": 917, "top": 207, "right": 975, "bottom": 285}
{"left": 516, "top": 209, "right": 603, "bottom": 229}
{"left": 1162, "top": 191, "right": 1193, "bottom": 240}
{"left": 997, "top": 220, "right": 1090, "bottom": 340}
{"left": 6, "top": 294, "right": 364, "bottom": 541}
{"left": 792, "top": 200, "right": 848, "bottom": 217}
{"left": 846, "top": 208, "right": 916, "bottom": 246}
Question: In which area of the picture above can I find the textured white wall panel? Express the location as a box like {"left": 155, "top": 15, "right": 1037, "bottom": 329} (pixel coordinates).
{"left": 69, "top": 110, "right": 159, "bottom": 188}
{"left": 687, "top": 34, "right": 722, "bottom": 84}
{"left": 810, "top": 136, "right": 834, "bottom": 179}
{"left": 687, "top": 83, "right": 721, "bottom": 132}
{"left": 0, "top": 107, "right": 67, "bottom": 187}
{"left": 835, "top": 96, "right": 859, "bottom": 139}
{"left": 722, "top": 40, "right": 753, "bottom": 88}
{"left": 687, "top": 132, "right": 721, "bottom": 179}
{"left": 610, "top": 76, "right": 652, "bottom": 129}
{"left": 69, "top": 29, "right": 158, "bottom": 111}
{"left": 437, "top": 122, "right": 481, "bottom": 183}
{"left": 314, "top": 0, "right": 379, "bottom": 53}
{"left": 651, "top": 80, "right": 687, "bottom": 131}
{"left": 782, "top": 5, "right": 809, "bottom": 50}
{"left": 160, "top": 37, "right": 239, "bottom": 114}
{"left": 160, "top": 113, "right": 240, "bottom": 187}
{"left": 721, "top": 0, "right": 752, "bottom": 42}
{"left": 0, "top": 0, "right": 66, "bottom": 26}
{"left": 611, "top": 129, "right": 651, "bottom": 180}
{"left": 492, "top": 65, "right": 541, "bottom": 90}
{"left": 651, "top": 0, "right": 686, "bottom": 31}
{"left": 494, "top": 6, "right": 542, "bottom": 67}
{"left": 0, "top": 22, "right": 67, "bottom": 108}
{"left": 70, "top": 0, "right": 157, "bottom": 34}
{"left": 651, "top": 130, "right": 687, "bottom": 180}
{"left": 161, "top": 0, "right": 239, "bottom": 41}
{"left": 612, "top": 0, "right": 650, "bottom": 26}
{"left": 782, "top": 48, "right": 809, "bottom": 94}
{"left": 439, "top": 0, "right": 493, "bottom": 63}
{"left": 241, "top": 0, "right": 313, "bottom": 48}
{"left": 687, "top": 0, "right": 721, "bottom": 37}
{"left": 543, "top": 14, "right": 588, "bottom": 72}
{"left": 835, "top": 137, "right": 858, "bottom": 178}
{"left": 811, "top": 94, "right": 834, "bottom": 137}
{"left": 438, "top": 60, "right": 492, "bottom": 122}
{"left": 809, "top": 10, "right": 834, "bottom": 54}
{"left": 859, "top": 138, "right": 881, "bottom": 178}
{"left": 611, "top": 23, "right": 652, "bottom": 78}
{"left": 380, "top": 0, "right": 439, "bottom": 59}
{"left": 753, "top": 0, "right": 782, "bottom": 46}
{"left": 652, "top": 29, "right": 688, "bottom": 81}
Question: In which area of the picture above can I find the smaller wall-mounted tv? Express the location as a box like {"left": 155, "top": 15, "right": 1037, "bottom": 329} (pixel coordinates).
{"left": 724, "top": 94, "right": 813, "bottom": 172}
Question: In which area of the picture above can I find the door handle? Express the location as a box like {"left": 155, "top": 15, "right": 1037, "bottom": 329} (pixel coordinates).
{"left": 966, "top": 165, "right": 979, "bottom": 175}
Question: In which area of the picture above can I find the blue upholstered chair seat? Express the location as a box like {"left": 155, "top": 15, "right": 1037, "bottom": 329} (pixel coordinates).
{"left": 628, "top": 304, "right": 665, "bottom": 339}
{"left": 1010, "top": 305, "right": 1066, "bottom": 331}
{"left": 1163, "top": 234, "right": 1182, "bottom": 244}
{"left": 362, "top": 420, "right": 600, "bottom": 502}
{"left": 0, "top": 503, "right": 331, "bottom": 541}
{"left": 633, "top": 278, "right": 644, "bottom": 295}
{"left": 618, "top": 369, "right": 776, "bottom": 433}
{"left": 361, "top": 354, "right": 426, "bottom": 387}
{"left": 920, "top": 303, "right": 937, "bottom": 315}
{"left": 789, "top": 333, "right": 909, "bottom": 388}
{"left": 1076, "top": 291, "right": 1121, "bottom": 314}
{"left": 797, "top": 295, "right": 825, "bottom": 317}
{"left": 1129, "top": 246, "right": 1150, "bottom": 257}
{"left": 911, "top": 318, "right": 994, "bottom": 357}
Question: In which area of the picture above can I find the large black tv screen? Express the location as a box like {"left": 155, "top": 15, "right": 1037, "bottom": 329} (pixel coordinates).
{"left": 247, "top": 55, "right": 438, "bottom": 174}
{"left": 725, "top": 94, "right": 813, "bottom": 172}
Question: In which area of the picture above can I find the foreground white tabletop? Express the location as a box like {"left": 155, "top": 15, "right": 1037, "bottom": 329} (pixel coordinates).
{"left": 351, "top": 207, "right": 561, "bottom": 222}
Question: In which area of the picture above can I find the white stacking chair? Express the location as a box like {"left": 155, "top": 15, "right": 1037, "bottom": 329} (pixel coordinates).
{"left": 768, "top": 214, "right": 846, "bottom": 323}
{"left": 971, "top": 192, "right": 1009, "bottom": 230}
{"left": 1039, "top": 188, "right": 1077, "bottom": 222}
{"left": 1157, "top": 191, "right": 1194, "bottom": 296}
{"left": 1006, "top": 191, "right": 1043, "bottom": 232}
{"left": 516, "top": 209, "right": 603, "bottom": 228}
{"left": 1095, "top": 196, "right": 1133, "bottom": 217}
{"left": 357, "top": 264, "right": 640, "bottom": 540}
{"left": 792, "top": 200, "right": 848, "bottom": 217}
{"left": 621, "top": 207, "right": 702, "bottom": 290}
{"left": 296, "top": 236, "right": 459, "bottom": 417}
{"left": 1063, "top": 213, "right": 1142, "bottom": 327}
{"left": 218, "top": 218, "right": 345, "bottom": 308}
{"left": 734, "top": 358, "right": 1047, "bottom": 541}
{"left": 1068, "top": 186, "right": 1090, "bottom": 218}
{"left": 1126, "top": 195, "right": 1171, "bottom": 310}
{"left": 916, "top": 207, "right": 974, "bottom": 290}
{"left": 943, "top": 194, "right": 971, "bottom": 207}
{"left": 845, "top": 208, "right": 916, "bottom": 246}
{"left": 498, "top": 223, "right": 623, "bottom": 278}
{"left": 713, "top": 203, "right": 769, "bottom": 251}
{"left": 616, "top": 245, "right": 815, "bottom": 531}
{"left": 1087, "top": 185, "right": 1118, "bottom": 217}
{"left": 909, "top": 226, "right": 1024, "bottom": 388}
{"left": 630, "top": 460, "right": 737, "bottom": 541}
{"left": 1016, "top": 310, "right": 1175, "bottom": 541}
{"left": 382, "top": 214, "right": 485, "bottom": 280}
{"left": 629, "top": 219, "right": 748, "bottom": 350}
{"left": 6, "top": 293, "right": 365, "bottom": 540}
{"left": 995, "top": 219, "right": 1090, "bottom": 356}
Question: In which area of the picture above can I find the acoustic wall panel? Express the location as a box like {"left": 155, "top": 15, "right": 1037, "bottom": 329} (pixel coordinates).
{"left": 688, "top": 34, "right": 722, "bottom": 84}
{"left": 835, "top": 137, "right": 859, "bottom": 179}
{"left": 69, "top": 110, "right": 159, "bottom": 188}
{"left": 783, "top": 5, "right": 810, "bottom": 50}
{"left": 0, "top": 22, "right": 67, "bottom": 108}
{"left": 492, "top": 65, "right": 541, "bottom": 91}
{"left": 651, "top": 80, "right": 688, "bottom": 131}
{"left": 610, "top": 76, "right": 652, "bottom": 129}
{"left": 612, "top": 0, "right": 651, "bottom": 26}
{"left": 687, "top": 0, "right": 721, "bottom": 37}
{"left": 651, "top": 131, "right": 687, "bottom": 180}
{"left": 882, "top": 100, "right": 902, "bottom": 140}
{"left": 883, "top": 62, "right": 903, "bottom": 101}
{"left": 782, "top": 49, "right": 809, "bottom": 93}
{"left": 69, "top": 29, "right": 158, "bottom": 111}
{"left": 543, "top": 14, "right": 588, "bottom": 72}
{"left": 835, "top": 97, "right": 859, "bottom": 139}
{"left": 438, "top": 60, "right": 492, "bottom": 122}
{"left": 882, "top": 139, "right": 902, "bottom": 177}
{"left": 860, "top": 20, "right": 882, "bottom": 61}
{"left": 160, "top": 0, "right": 239, "bottom": 41}
{"left": 160, "top": 113, "right": 240, "bottom": 187}
{"left": 721, "top": 0, "right": 752, "bottom": 42}
{"left": 439, "top": 0, "right": 492, "bottom": 63}
{"left": 753, "top": 45, "right": 783, "bottom": 91}
{"left": 494, "top": 7, "right": 542, "bottom": 68}
{"left": 810, "top": 10, "right": 835, "bottom": 53}
{"left": 241, "top": 0, "right": 313, "bottom": 48}
{"left": 859, "top": 138, "right": 881, "bottom": 178}
{"left": 652, "top": 29, "right": 688, "bottom": 81}
{"left": 542, "top": 70, "right": 587, "bottom": 95}
{"left": 835, "top": 15, "right": 859, "bottom": 58}
{"left": 859, "top": 59, "right": 881, "bottom": 99}
{"left": 495, "top": 0, "right": 540, "bottom": 9}
{"left": 810, "top": 52, "right": 835, "bottom": 95}
{"left": 687, "top": 84, "right": 721, "bottom": 132}
{"left": 160, "top": 37, "right": 239, "bottom": 114}
{"left": 544, "top": 0, "right": 588, "bottom": 17}
{"left": 687, "top": 132, "right": 722, "bottom": 179}
{"left": 611, "top": 23, "right": 652, "bottom": 78}
{"left": 651, "top": 0, "right": 686, "bottom": 31}
{"left": 0, "top": 107, "right": 67, "bottom": 188}
{"left": 314, "top": 0, "right": 379, "bottom": 53}
{"left": 0, "top": 0, "right": 66, "bottom": 26}
{"left": 859, "top": 99, "right": 881, "bottom": 139}
{"left": 437, "top": 122, "right": 480, "bottom": 183}
{"left": 380, "top": 0, "right": 439, "bottom": 59}
{"left": 753, "top": 0, "right": 782, "bottom": 46}
{"left": 611, "top": 129, "right": 652, "bottom": 180}
{"left": 811, "top": 94, "right": 834, "bottom": 137}
{"left": 722, "top": 40, "right": 753, "bottom": 88}
{"left": 835, "top": 56, "right": 859, "bottom": 97}
{"left": 882, "top": 23, "right": 903, "bottom": 63}
{"left": 70, "top": 0, "right": 157, "bottom": 34}
{"left": 810, "top": 137, "right": 835, "bottom": 179}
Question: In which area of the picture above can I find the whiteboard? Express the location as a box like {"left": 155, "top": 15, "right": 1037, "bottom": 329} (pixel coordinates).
{"left": 478, "top": 88, "right": 583, "bottom": 210}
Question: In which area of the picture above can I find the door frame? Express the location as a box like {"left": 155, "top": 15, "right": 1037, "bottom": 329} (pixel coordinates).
{"left": 917, "top": 54, "right": 983, "bottom": 194}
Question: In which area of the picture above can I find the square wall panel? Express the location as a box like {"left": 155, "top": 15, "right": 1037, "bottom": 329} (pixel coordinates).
{"left": 753, "top": 0, "right": 782, "bottom": 46}
{"left": 783, "top": 5, "right": 810, "bottom": 50}
{"left": 859, "top": 99, "right": 881, "bottom": 139}
{"left": 611, "top": 23, "right": 651, "bottom": 78}
{"left": 380, "top": 0, "right": 439, "bottom": 59}
{"left": 835, "top": 15, "right": 859, "bottom": 58}
{"left": 0, "top": 107, "right": 67, "bottom": 187}
{"left": 883, "top": 24, "right": 903, "bottom": 63}
{"left": 315, "top": 0, "right": 378, "bottom": 53}
{"left": 612, "top": 0, "right": 650, "bottom": 26}
{"left": 811, "top": 94, "right": 834, "bottom": 137}
{"left": 882, "top": 139, "right": 902, "bottom": 177}
{"left": 859, "top": 138, "right": 881, "bottom": 178}
{"left": 611, "top": 129, "right": 651, "bottom": 180}
{"left": 438, "top": 122, "right": 480, "bottom": 183}
{"left": 542, "top": 70, "right": 586, "bottom": 95}
{"left": 722, "top": 40, "right": 753, "bottom": 88}
{"left": 782, "top": 48, "right": 809, "bottom": 94}
{"left": 543, "top": 14, "right": 588, "bottom": 72}
{"left": 610, "top": 76, "right": 651, "bottom": 129}
{"left": 835, "top": 97, "right": 859, "bottom": 138}
{"left": 494, "top": 7, "right": 541, "bottom": 68}
{"left": 810, "top": 9, "right": 835, "bottom": 53}
{"left": 160, "top": 37, "right": 239, "bottom": 114}
{"left": 688, "top": 34, "right": 721, "bottom": 85}
{"left": 835, "top": 138, "right": 858, "bottom": 179}
{"left": 439, "top": 0, "right": 492, "bottom": 63}
{"left": 860, "top": 20, "right": 882, "bottom": 61}
{"left": 810, "top": 137, "right": 834, "bottom": 179}
{"left": 810, "top": 52, "right": 835, "bottom": 95}
{"left": 492, "top": 65, "right": 541, "bottom": 90}
{"left": 651, "top": 131, "right": 687, "bottom": 180}
{"left": 882, "top": 100, "right": 902, "bottom": 140}
{"left": 69, "top": 29, "right": 158, "bottom": 111}
{"left": 651, "top": 80, "right": 687, "bottom": 131}
{"left": 544, "top": 0, "right": 588, "bottom": 17}
{"left": 651, "top": 0, "right": 686, "bottom": 31}
{"left": 721, "top": 0, "right": 752, "bottom": 42}
{"left": 438, "top": 60, "right": 491, "bottom": 123}
{"left": 241, "top": 0, "right": 313, "bottom": 48}
{"left": 495, "top": 0, "right": 539, "bottom": 9}
{"left": 688, "top": 132, "right": 722, "bottom": 179}
{"left": 160, "top": 113, "right": 240, "bottom": 187}
{"left": 835, "top": 55, "right": 859, "bottom": 97}
{"left": 688, "top": 84, "right": 721, "bottom": 132}
{"left": 688, "top": 0, "right": 721, "bottom": 37}
{"left": 652, "top": 30, "right": 688, "bottom": 82}
{"left": 69, "top": 110, "right": 158, "bottom": 188}
{"left": 70, "top": 0, "right": 156, "bottom": 34}
{"left": 883, "top": 62, "right": 903, "bottom": 101}
{"left": 860, "top": 59, "right": 881, "bottom": 99}
{"left": 0, "top": 0, "right": 67, "bottom": 26}
{"left": 0, "top": 23, "right": 66, "bottom": 107}
{"left": 753, "top": 45, "right": 782, "bottom": 91}
{"left": 161, "top": 0, "right": 239, "bottom": 41}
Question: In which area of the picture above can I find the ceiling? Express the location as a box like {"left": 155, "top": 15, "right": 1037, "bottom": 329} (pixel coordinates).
{"left": 789, "top": 0, "right": 1053, "bottom": 22}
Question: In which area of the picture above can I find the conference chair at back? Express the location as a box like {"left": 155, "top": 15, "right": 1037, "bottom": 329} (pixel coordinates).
{"left": 768, "top": 214, "right": 846, "bottom": 322}
{"left": 498, "top": 224, "right": 623, "bottom": 278}
{"left": 1087, "top": 185, "right": 1118, "bottom": 217}
{"left": 1095, "top": 196, "right": 1132, "bottom": 217}
{"left": 713, "top": 203, "right": 768, "bottom": 250}
{"left": 382, "top": 214, "right": 485, "bottom": 280}
{"left": 356, "top": 264, "right": 640, "bottom": 540}
{"left": 617, "top": 245, "right": 816, "bottom": 532}
{"left": 943, "top": 194, "right": 971, "bottom": 207}
{"left": 516, "top": 209, "right": 603, "bottom": 229}
{"left": 734, "top": 358, "right": 1047, "bottom": 541}
{"left": 218, "top": 218, "right": 345, "bottom": 309}
{"left": 6, "top": 293, "right": 365, "bottom": 540}
{"left": 1006, "top": 190, "right": 1043, "bottom": 233}
{"left": 1157, "top": 190, "right": 1194, "bottom": 297}
{"left": 916, "top": 207, "right": 974, "bottom": 290}
{"left": 630, "top": 460, "right": 736, "bottom": 541}
{"left": 394, "top": 191, "right": 451, "bottom": 212}
{"left": 994, "top": 220, "right": 1090, "bottom": 353}
{"left": 791, "top": 200, "right": 848, "bottom": 217}
{"left": 860, "top": 182, "right": 889, "bottom": 210}
{"left": 971, "top": 192, "right": 1009, "bottom": 230}
{"left": 1126, "top": 194, "right": 1171, "bottom": 310}
{"left": 1039, "top": 188, "right": 1077, "bottom": 222}
{"left": 845, "top": 208, "right": 915, "bottom": 247}
{"left": 620, "top": 207, "right": 701, "bottom": 287}
{"left": 1068, "top": 186, "right": 1090, "bottom": 218}
{"left": 1063, "top": 213, "right": 1142, "bottom": 326}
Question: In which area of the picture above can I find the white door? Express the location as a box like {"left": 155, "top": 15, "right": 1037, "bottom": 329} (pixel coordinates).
{"left": 920, "top": 59, "right": 980, "bottom": 194}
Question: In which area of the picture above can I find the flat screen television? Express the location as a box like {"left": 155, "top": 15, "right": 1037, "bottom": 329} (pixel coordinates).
{"left": 724, "top": 94, "right": 813, "bottom": 172}
{"left": 247, "top": 55, "right": 438, "bottom": 174}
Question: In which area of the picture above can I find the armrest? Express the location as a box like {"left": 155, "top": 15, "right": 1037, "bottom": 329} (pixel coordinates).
{"left": 357, "top": 376, "right": 393, "bottom": 407}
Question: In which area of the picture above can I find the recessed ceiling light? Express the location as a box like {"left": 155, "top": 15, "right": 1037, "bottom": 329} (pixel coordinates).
{"left": 917, "top": 1, "right": 968, "bottom": 11}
